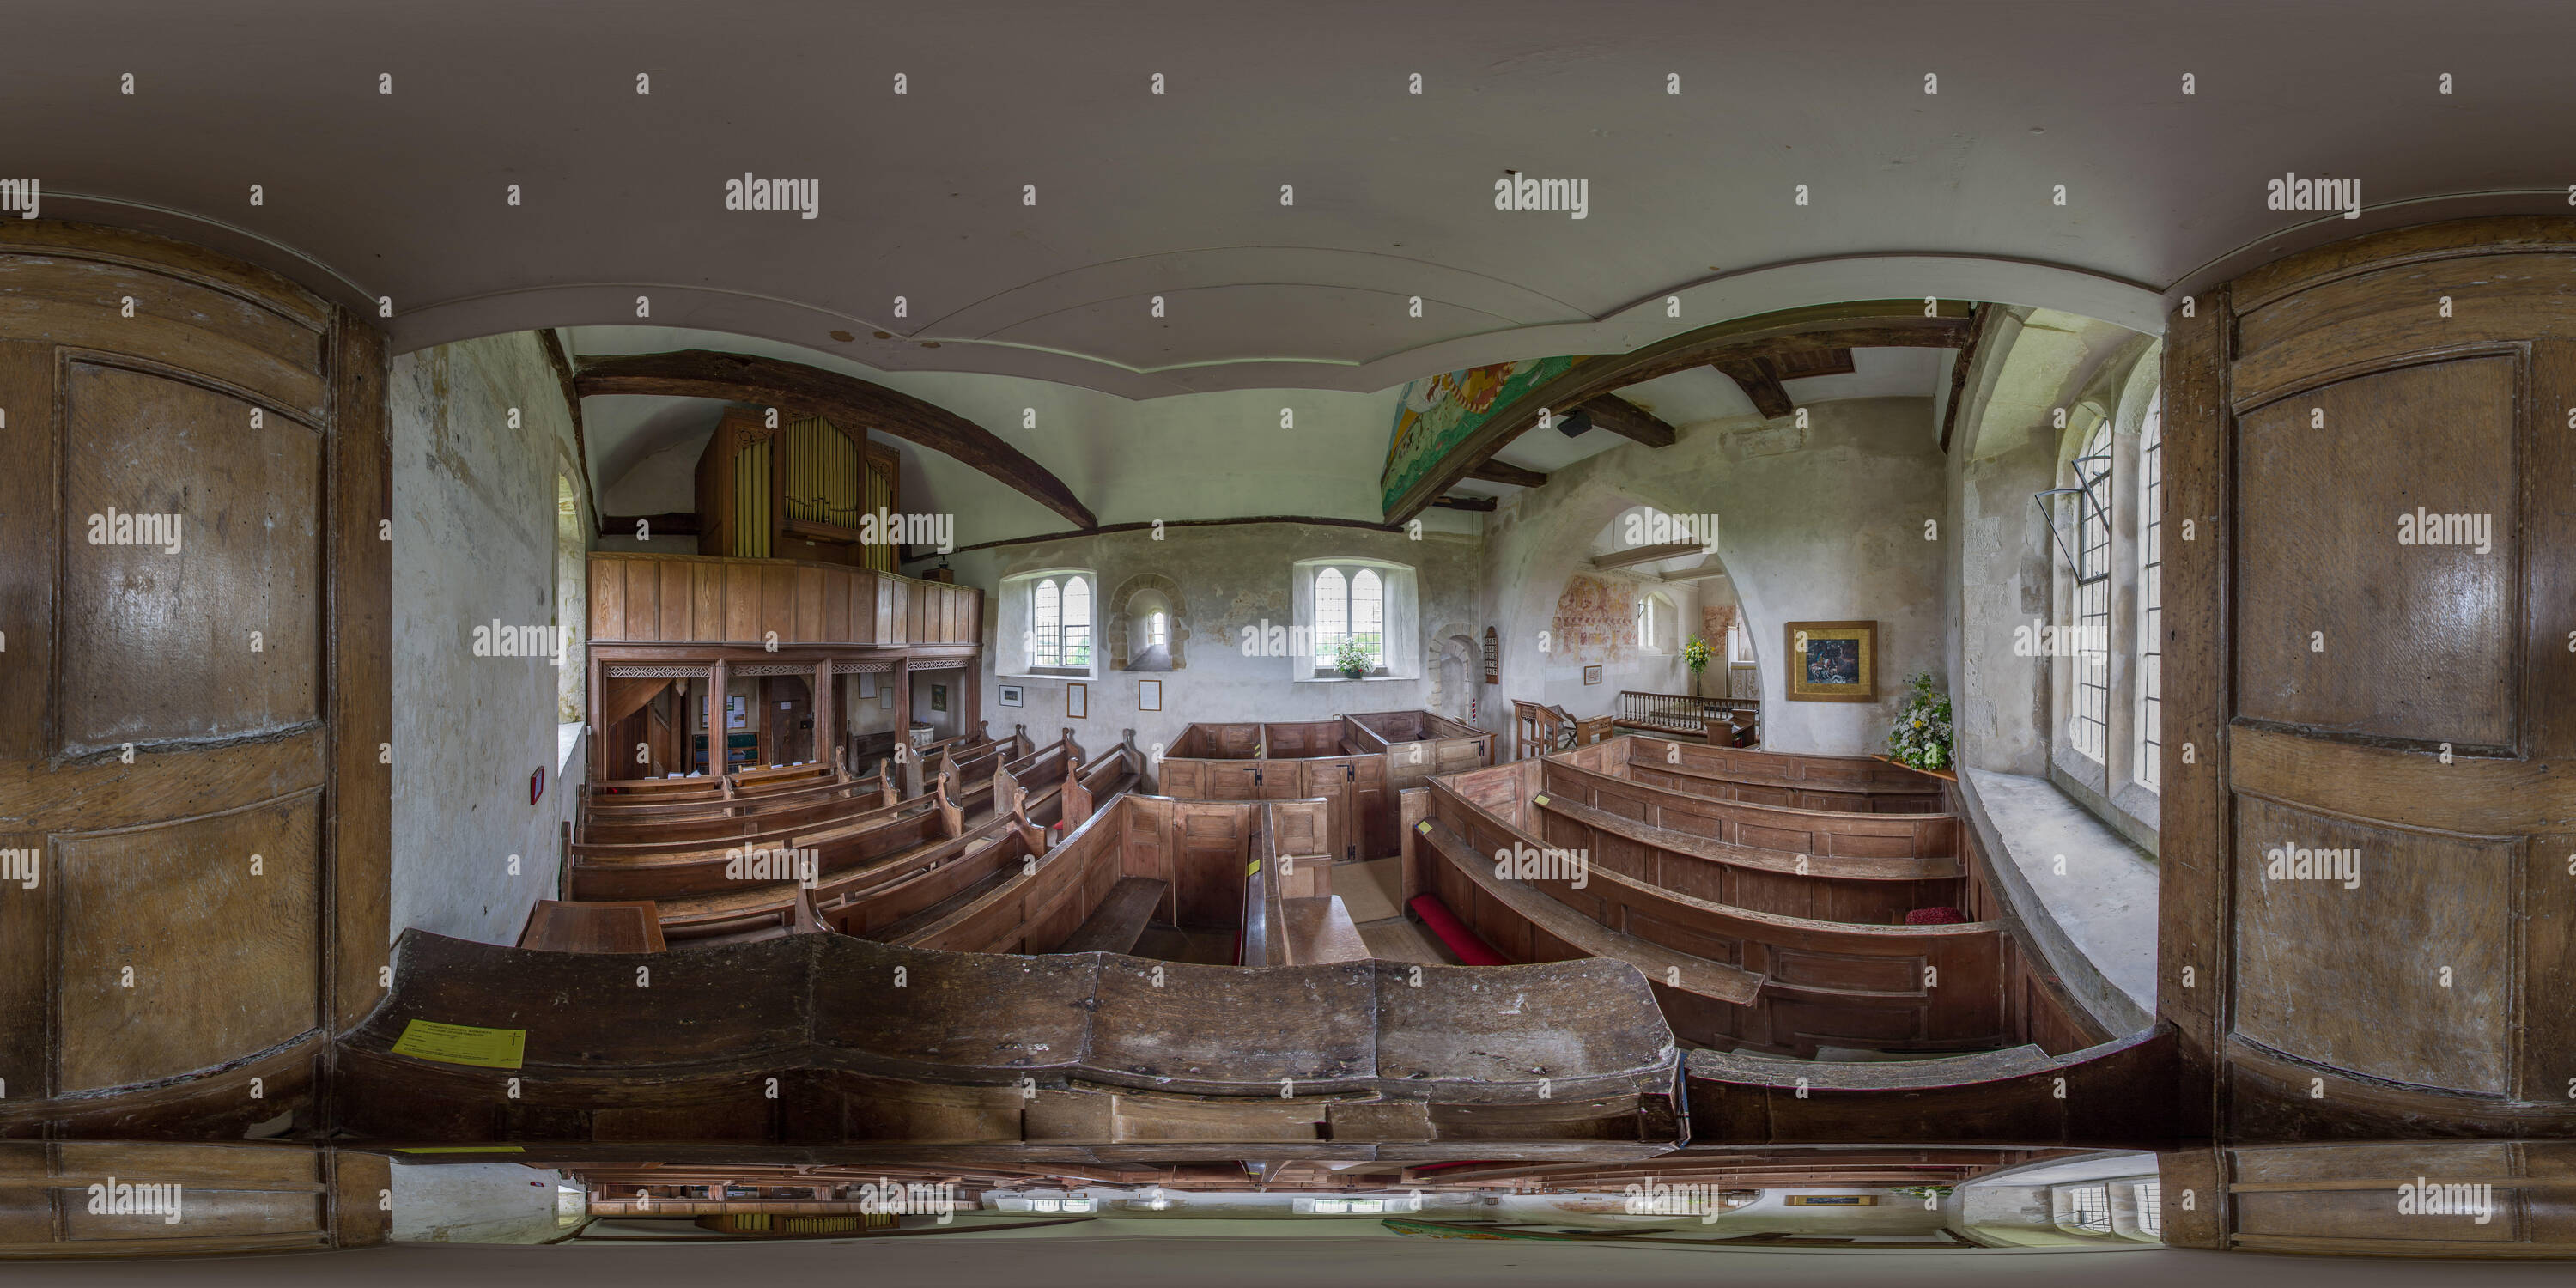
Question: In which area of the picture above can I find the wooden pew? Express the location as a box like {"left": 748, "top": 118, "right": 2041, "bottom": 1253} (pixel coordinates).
{"left": 1586, "top": 734, "right": 1947, "bottom": 814}
{"left": 1053, "top": 878, "right": 1170, "bottom": 955}
{"left": 518, "top": 900, "right": 666, "bottom": 953}
{"left": 1427, "top": 776, "right": 2030, "bottom": 1059}
{"left": 1529, "top": 754, "right": 1967, "bottom": 923}
{"left": 334, "top": 927, "right": 1690, "bottom": 1157}
{"left": 1157, "top": 712, "right": 1482, "bottom": 862}
{"left": 1683, "top": 1024, "right": 2178, "bottom": 1149}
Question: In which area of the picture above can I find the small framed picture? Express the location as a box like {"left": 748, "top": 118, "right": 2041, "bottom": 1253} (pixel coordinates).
{"left": 878, "top": 685, "right": 895, "bottom": 710}
{"left": 930, "top": 683, "right": 947, "bottom": 713}
{"left": 1138, "top": 678, "right": 1163, "bottom": 712}
{"left": 1583, "top": 665, "right": 1602, "bottom": 685}
{"left": 1068, "top": 682, "right": 1088, "bottom": 720}
{"left": 999, "top": 683, "right": 1024, "bottom": 708}
{"left": 1786, "top": 619, "right": 1878, "bottom": 702}
{"left": 858, "top": 673, "right": 877, "bottom": 698}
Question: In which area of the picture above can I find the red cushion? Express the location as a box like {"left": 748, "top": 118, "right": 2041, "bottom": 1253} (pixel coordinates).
{"left": 1406, "top": 893, "right": 1511, "bottom": 965}
{"left": 1905, "top": 906, "right": 1968, "bottom": 925}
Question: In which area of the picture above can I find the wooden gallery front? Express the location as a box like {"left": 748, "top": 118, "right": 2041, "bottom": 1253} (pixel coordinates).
{"left": 586, "top": 554, "right": 983, "bottom": 781}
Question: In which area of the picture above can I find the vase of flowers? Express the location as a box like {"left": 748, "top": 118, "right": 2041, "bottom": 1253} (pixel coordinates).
{"left": 1334, "top": 637, "right": 1373, "bottom": 680}
{"left": 1885, "top": 671, "right": 1953, "bottom": 772}
{"left": 1682, "top": 635, "right": 1712, "bottom": 696}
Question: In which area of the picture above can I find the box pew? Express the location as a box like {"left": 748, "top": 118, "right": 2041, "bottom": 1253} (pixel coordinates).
{"left": 576, "top": 732, "right": 1010, "bottom": 847}
{"left": 333, "top": 927, "right": 1688, "bottom": 1157}
{"left": 1586, "top": 734, "right": 1946, "bottom": 814}
{"left": 1427, "top": 776, "right": 2020, "bottom": 1060}
{"left": 1240, "top": 799, "right": 1357, "bottom": 968}
{"left": 1157, "top": 711, "right": 1485, "bottom": 861}
{"left": 1530, "top": 755, "right": 1967, "bottom": 923}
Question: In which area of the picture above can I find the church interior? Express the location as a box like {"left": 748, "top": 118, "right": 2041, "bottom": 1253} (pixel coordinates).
{"left": 4, "top": 3, "right": 2574, "bottom": 1281}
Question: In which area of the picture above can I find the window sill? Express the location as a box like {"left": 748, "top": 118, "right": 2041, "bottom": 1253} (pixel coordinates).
{"left": 1293, "top": 673, "right": 1411, "bottom": 683}
{"left": 1003, "top": 671, "right": 1097, "bottom": 683}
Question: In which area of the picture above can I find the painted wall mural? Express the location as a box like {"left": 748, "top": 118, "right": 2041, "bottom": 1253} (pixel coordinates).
{"left": 1381, "top": 356, "right": 1581, "bottom": 513}
{"left": 1550, "top": 572, "right": 1639, "bottom": 665}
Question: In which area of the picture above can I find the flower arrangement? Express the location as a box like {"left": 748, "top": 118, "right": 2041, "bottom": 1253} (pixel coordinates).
{"left": 1334, "top": 636, "right": 1374, "bottom": 679}
{"left": 1885, "top": 671, "right": 1953, "bottom": 772}
{"left": 1681, "top": 634, "right": 1713, "bottom": 676}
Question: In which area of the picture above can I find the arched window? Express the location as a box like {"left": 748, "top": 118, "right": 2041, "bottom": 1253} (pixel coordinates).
{"left": 1032, "top": 578, "right": 1061, "bottom": 668}
{"left": 1309, "top": 566, "right": 1385, "bottom": 674}
{"left": 1146, "top": 611, "right": 1167, "bottom": 647}
{"left": 2135, "top": 388, "right": 2163, "bottom": 790}
{"left": 2070, "top": 422, "right": 2113, "bottom": 762}
{"left": 1062, "top": 575, "right": 1092, "bottom": 667}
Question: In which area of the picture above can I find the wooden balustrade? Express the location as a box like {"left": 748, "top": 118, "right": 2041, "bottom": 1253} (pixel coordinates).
{"left": 1614, "top": 690, "right": 1760, "bottom": 745}
{"left": 331, "top": 928, "right": 1687, "bottom": 1156}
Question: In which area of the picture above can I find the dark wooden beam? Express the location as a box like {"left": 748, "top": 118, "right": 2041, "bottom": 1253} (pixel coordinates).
{"left": 1768, "top": 346, "right": 1856, "bottom": 379}
{"left": 1572, "top": 394, "right": 1677, "bottom": 447}
{"left": 1591, "top": 542, "right": 1707, "bottom": 572}
{"left": 539, "top": 329, "right": 598, "bottom": 529}
{"left": 598, "top": 511, "right": 702, "bottom": 538}
{"left": 1709, "top": 357, "right": 1794, "bottom": 420}
{"left": 940, "top": 513, "right": 1398, "bottom": 557}
{"left": 1431, "top": 494, "right": 1498, "bottom": 512}
{"left": 1384, "top": 300, "right": 1973, "bottom": 524}
{"left": 1939, "top": 304, "right": 1996, "bottom": 454}
{"left": 1467, "top": 459, "right": 1549, "bottom": 489}
{"left": 573, "top": 349, "right": 1097, "bottom": 529}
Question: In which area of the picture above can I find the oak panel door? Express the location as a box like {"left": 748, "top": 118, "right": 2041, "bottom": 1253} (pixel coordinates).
{"left": 0, "top": 223, "right": 386, "bottom": 1133}
{"left": 2164, "top": 217, "right": 2576, "bottom": 1142}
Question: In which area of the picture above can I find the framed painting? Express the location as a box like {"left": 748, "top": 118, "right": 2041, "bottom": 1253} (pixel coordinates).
{"left": 1583, "top": 665, "right": 1602, "bottom": 685}
{"left": 1785, "top": 620, "right": 1876, "bottom": 702}
{"left": 930, "top": 683, "right": 947, "bottom": 713}
{"left": 999, "top": 684, "right": 1024, "bottom": 708}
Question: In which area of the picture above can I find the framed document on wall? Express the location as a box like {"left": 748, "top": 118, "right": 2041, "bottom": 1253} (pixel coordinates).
{"left": 1067, "top": 682, "right": 1088, "bottom": 720}
{"left": 1785, "top": 620, "right": 1877, "bottom": 702}
{"left": 1138, "top": 678, "right": 1163, "bottom": 712}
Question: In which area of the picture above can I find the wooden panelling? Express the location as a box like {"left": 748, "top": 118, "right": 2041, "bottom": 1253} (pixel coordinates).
{"left": 2231, "top": 796, "right": 2515, "bottom": 1094}
{"left": 2233, "top": 356, "right": 2517, "bottom": 749}
{"left": 55, "top": 792, "right": 322, "bottom": 1091}
{"left": 0, "top": 1142, "right": 373, "bottom": 1259}
{"left": 588, "top": 552, "right": 975, "bottom": 646}
{"left": 58, "top": 361, "right": 324, "bottom": 756}
{"left": 2174, "top": 219, "right": 2576, "bottom": 1139}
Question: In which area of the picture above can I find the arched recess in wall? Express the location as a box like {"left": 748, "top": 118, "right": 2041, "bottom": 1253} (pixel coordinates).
{"left": 1426, "top": 621, "right": 1479, "bottom": 720}
{"left": 1107, "top": 572, "right": 1186, "bottom": 672}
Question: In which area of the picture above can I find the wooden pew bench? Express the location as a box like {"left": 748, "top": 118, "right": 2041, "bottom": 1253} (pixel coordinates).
{"left": 1053, "top": 876, "right": 1171, "bottom": 955}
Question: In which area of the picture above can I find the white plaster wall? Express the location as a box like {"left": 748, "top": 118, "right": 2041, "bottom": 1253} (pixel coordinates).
{"left": 592, "top": 437, "right": 700, "bottom": 555}
{"left": 1484, "top": 398, "right": 1947, "bottom": 756}
{"left": 391, "top": 332, "right": 586, "bottom": 947}
{"left": 941, "top": 524, "right": 1480, "bottom": 774}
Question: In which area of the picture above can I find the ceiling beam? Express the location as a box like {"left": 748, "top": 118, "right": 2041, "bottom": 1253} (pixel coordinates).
{"left": 1383, "top": 300, "right": 1974, "bottom": 525}
{"left": 1467, "top": 459, "right": 1549, "bottom": 489}
{"left": 1571, "top": 394, "right": 1677, "bottom": 447}
{"left": 1938, "top": 303, "right": 1996, "bottom": 454}
{"left": 573, "top": 349, "right": 1097, "bottom": 530}
{"left": 1709, "top": 357, "right": 1794, "bottom": 420}
{"left": 1431, "top": 494, "right": 1498, "bottom": 512}
{"left": 1591, "top": 542, "right": 1706, "bottom": 571}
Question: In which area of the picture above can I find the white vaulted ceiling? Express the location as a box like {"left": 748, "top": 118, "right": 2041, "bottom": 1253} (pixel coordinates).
{"left": 17, "top": 0, "right": 2576, "bottom": 404}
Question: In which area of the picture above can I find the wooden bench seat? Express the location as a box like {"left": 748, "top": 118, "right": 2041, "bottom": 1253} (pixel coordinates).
{"left": 1053, "top": 877, "right": 1171, "bottom": 955}
{"left": 1276, "top": 894, "right": 1370, "bottom": 965}
{"left": 518, "top": 899, "right": 665, "bottom": 953}
{"left": 1418, "top": 817, "right": 1764, "bottom": 1005}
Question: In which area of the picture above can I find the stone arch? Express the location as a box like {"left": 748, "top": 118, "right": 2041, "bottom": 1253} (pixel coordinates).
{"left": 1107, "top": 571, "right": 1188, "bottom": 671}
{"left": 1426, "top": 620, "right": 1479, "bottom": 720}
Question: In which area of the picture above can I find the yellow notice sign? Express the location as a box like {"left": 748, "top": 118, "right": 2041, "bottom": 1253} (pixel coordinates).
{"left": 394, "top": 1146, "right": 526, "bottom": 1155}
{"left": 1414, "top": 819, "right": 1432, "bottom": 834}
{"left": 389, "top": 1018, "right": 526, "bottom": 1069}
{"left": 1532, "top": 794, "right": 1550, "bottom": 808}
{"left": 1246, "top": 859, "right": 1261, "bottom": 876}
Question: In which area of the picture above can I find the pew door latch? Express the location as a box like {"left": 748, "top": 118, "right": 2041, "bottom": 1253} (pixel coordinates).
{"left": 1250, "top": 767, "right": 1264, "bottom": 787}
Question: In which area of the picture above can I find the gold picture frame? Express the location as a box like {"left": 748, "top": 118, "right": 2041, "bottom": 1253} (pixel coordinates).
{"left": 1784, "top": 619, "right": 1876, "bottom": 702}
